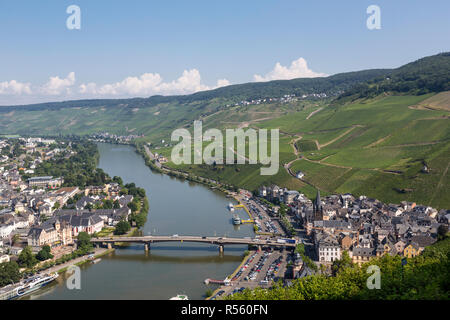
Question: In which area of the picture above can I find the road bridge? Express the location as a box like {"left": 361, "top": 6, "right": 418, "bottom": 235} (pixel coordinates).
{"left": 90, "top": 235, "right": 296, "bottom": 253}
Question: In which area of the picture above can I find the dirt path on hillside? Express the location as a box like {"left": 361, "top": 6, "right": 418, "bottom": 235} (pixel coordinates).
{"left": 365, "top": 134, "right": 392, "bottom": 148}
{"left": 228, "top": 146, "right": 250, "bottom": 162}
{"left": 301, "top": 156, "right": 401, "bottom": 175}
{"left": 306, "top": 107, "right": 324, "bottom": 120}
{"left": 222, "top": 115, "right": 282, "bottom": 129}
{"left": 290, "top": 135, "right": 302, "bottom": 156}
{"left": 319, "top": 125, "right": 362, "bottom": 149}
{"left": 283, "top": 135, "right": 303, "bottom": 178}
{"left": 429, "top": 160, "right": 450, "bottom": 206}
{"left": 379, "top": 140, "right": 449, "bottom": 148}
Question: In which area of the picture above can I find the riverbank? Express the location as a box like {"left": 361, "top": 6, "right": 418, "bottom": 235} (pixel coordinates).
{"left": 135, "top": 142, "right": 239, "bottom": 196}
{"left": 50, "top": 247, "right": 114, "bottom": 275}
{"left": 206, "top": 251, "right": 251, "bottom": 300}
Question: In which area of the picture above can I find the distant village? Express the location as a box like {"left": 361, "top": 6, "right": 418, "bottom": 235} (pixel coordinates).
{"left": 224, "top": 93, "right": 333, "bottom": 108}
{"left": 258, "top": 184, "right": 449, "bottom": 268}
{"left": 0, "top": 137, "right": 133, "bottom": 265}
{"left": 90, "top": 132, "right": 144, "bottom": 144}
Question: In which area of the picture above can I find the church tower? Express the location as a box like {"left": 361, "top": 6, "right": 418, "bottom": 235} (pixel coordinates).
{"left": 313, "top": 189, "right": 323, "bottom": 220}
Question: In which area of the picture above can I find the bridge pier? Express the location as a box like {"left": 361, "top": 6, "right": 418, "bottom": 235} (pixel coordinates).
{"left": 144, "top": 242, "right": 150, "bottom": 252}
{"left": 218, "top": 245, "right": 224, "bottom": 253}
{"left": 107, "top": 242, "right": 112, "bottom": 250}
{"left": 257, "top": 245, "right": 262, "bottom": 252}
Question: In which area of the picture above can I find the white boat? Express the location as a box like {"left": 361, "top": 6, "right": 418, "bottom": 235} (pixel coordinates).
{"left": 15, "top": 272, "right": 59, "bottom": 298}
{"left": 228, "top": 203, "right": 234, "bottom": 211}
{"left": 170, "top": 294, "right": 189, "bottom": 300}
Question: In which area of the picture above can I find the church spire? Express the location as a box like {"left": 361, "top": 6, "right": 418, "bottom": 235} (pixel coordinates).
{"left": 315, "top": 189, "right": 321, "bottom": 210}
{"left": 314, "top": 189, "right": 323, "bottom": 219}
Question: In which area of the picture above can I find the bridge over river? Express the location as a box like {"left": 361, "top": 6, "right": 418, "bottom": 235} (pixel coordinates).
{"left": 91, "top": 235, "right": 297, "bottom": 253}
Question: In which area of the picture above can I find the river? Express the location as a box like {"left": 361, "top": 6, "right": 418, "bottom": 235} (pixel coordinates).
{"left": 30, "top": 143, "right": 253, "bottom": 300}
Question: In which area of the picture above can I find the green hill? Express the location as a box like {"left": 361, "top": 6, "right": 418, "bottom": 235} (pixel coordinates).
{"left": 339, "top": 52, "right": 450, "bottom": 101}
{"left": 0, "top": 52, "right": 449, "bottom": 208}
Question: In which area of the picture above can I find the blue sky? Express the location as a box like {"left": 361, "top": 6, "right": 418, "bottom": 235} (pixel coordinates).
{"left": 0, "top": 0, "right": 449, "bottom": 105}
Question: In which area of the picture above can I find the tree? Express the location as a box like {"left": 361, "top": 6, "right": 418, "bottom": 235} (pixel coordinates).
{"left": 127, "top": 201, "right": 138, "bottom": 213}
{"left": 437, "top": 224, "right": 449, "bottom": 241}
{"left": 114, "top": 220, "right": 131, "bottom": 235}
{"left": 331, "top": 250, "right": 352, "bottom": 275}
{"left": 112, "top": 176, "right": 123, "bottom": 186}
{"left": 102, "top": 199, "right": 113, "bottom": 209}
{"left": 77, "top": 232, "right": 92, "bottom": 251}
{"left": 18, "top": 246, "right": 38, "bottom": 268}
{"left": 0, "top": 261, "right": 21, "bottom": 287}
{"left": 295, "top": 243, "right": 306, "bottom": 255}
{"left": 36, "top": 245, "right": 54, "bottom": 261}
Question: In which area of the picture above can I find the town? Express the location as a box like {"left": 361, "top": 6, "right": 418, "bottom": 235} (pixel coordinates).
{"left": 201, "top": 184, "right": 449, "bottom": 299}
{"left": 0, "top": 137, "right": 148, "bottom": 300}
{"left": 0, "top": 136, "right": 448, "bottom": 301}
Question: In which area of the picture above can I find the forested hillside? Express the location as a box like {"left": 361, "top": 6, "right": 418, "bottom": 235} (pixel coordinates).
{"left": 339, "top": 52, "right": 450, "bottom": 101}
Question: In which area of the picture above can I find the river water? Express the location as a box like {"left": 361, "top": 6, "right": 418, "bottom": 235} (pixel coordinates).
{"left": 30, "top": 143, "right": 252, "bottom": 300}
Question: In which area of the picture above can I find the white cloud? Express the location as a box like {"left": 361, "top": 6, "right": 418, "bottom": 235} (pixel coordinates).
{"left": 253, "top": 57, "right": 327, "bottom": 82}
{"left": 0, "top": 80, "right": 32, "bottom": 95}
{"left": 78, "top": 69, "right": 230, "bottom": 97}
{"left": 41, "top": 72, "right": 76, "bottom": 95}
{"left": 216, "top": 79, "right": 231, "bottom": 88}
{"left": 0, "top": 58, "right": 326, "bottom": 104}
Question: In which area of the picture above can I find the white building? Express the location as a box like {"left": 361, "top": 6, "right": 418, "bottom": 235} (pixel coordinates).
{"left": 296, "top": 171, "right": 305, "bottom": 179}
{"left": 0, "top": 224, "right": 15, "bottom": 239}
{"left": 317, "top": 235, "right": 341, "bottom": 262}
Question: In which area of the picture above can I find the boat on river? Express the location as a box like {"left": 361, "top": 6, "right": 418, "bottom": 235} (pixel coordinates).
{"left": 2, "top": 273, "right": 60, "bottom": 300}
{"left": 170, "top": 294, "right": 189, "bottom": 300}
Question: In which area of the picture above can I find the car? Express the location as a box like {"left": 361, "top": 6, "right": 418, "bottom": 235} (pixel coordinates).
{"left": 172, "top": 234, "right": 179, "bottom": 237}
{"left": 202, "top": 236, "right": 207, "bottom": 239}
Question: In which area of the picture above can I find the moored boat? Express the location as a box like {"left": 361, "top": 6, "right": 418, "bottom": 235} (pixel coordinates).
{"left": 169, "top": 294, "right": 189, "bottom": 300}
{"left": 15, "top": 272, "right": 59, "bottom": 299}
